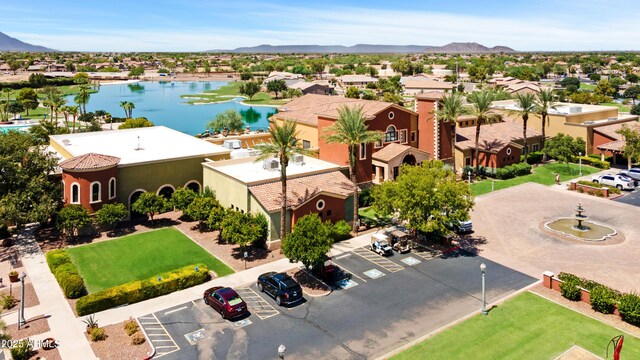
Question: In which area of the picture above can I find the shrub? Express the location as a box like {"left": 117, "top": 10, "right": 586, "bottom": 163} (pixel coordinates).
{"left": 46, "top": 249, "right": 86, "bottom": 299}
{"left": 560, "top": 278, "right": 582, "bottom": 301}
{"left": 522, "top": 151, "right": 544, "bottom": 164}
{"left": 124, "top": 319, "right": 139, "bottom": 336}
{"left": 618, "top": 292, "right": 640, "bottom": 326}
{"left": 46, "top": 249, "right": 72, "bottom": 272}
{"left": 76, "top": 264, "right": 210, "bottom": 316}
{"left": 577, "top": 187, "right": 584, "bottom": 193}
{"left": 0, "top": 224, "right": 9, "bottom": 239}
{"left": 59, "top": 273, "right": 86, "bottom": 298}
{"left": 578, "top": 156, "right": 610, "bottom": 169}
{"left": 131, "top": 333, "right": 146, "bottom": 345}
{"left": 89, "top": 327, "right": 107, "bottom": 342}
{"left": 327, "top": 220, "right": 352, "bottom": 242}
{"left": 9, "top": 339, "right": 33, "bottom": 360}
{"left": 358, "top": 188, "right": 373, "bottom": 208}
{"left": 1, "top": 294, "right": 16, "bottom": 309}
{"left": 590, "top": 286, "right": 619, "bottom": 314}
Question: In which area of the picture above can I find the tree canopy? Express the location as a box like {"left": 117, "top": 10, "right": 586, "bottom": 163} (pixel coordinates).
{"left": 94, "top": 203, "right": 128, "bottom": 230}
{"left": 57, "top": 205, "right": 92, "bottom": 239}
{"left": 281, "top": 213, "right": 332, "bottom": 270}
{"left": 371, "top": 161, "right": 474, "bottom": 238}
{"left": 239, "top": 81, "right": 261, "bottom": 100}
{"left": 543, "top": 133, "right": 586, "bottom": 168}
{"left": 220, "top": 211, "right": 264, "bottom": 249}
{"left": 118, "top": 117, "right": 154, "bottom": 129}
{"left": 132, "top": 192, "right": 168, "bottom": 223}
{"left": 207, "top": 109, "right": 245, "bottom": 133}
{"left": 616, "top": 125, "right": 640, "bottom": 170}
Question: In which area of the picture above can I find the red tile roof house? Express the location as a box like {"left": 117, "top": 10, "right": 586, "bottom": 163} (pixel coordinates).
{"left": 201, "top": 155, "right": 354, "bottom": 248}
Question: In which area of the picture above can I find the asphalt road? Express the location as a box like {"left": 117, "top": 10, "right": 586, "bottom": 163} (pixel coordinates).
{"left": 614, "top": 187, "right": 640, "bottom": 207}
{"left": 139, "top": 247, "right": 536, "bottom": 360}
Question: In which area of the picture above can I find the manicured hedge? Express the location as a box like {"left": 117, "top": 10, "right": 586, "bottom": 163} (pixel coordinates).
{"left": 619, "top": 292, "right": 640, "bottom": 327}
{"left": 76, "top": 264, "right": 210, "bottom": 316}
{"left": 494, "top": 162, "right": 532, "bottom": 180}
{"left": 590, "top": 286, "right": 619, "bottom": 314}
{"left": 577, "top": 156, "right": 610, "bottom": 169}
{"left": 0, "top": 77, "right": 75, "bottom": 90}
{"left": 560, "top": 278, "right": 581, "bottom": 301}
{"left": 521, "top": 151, "right": 544, "bottom": 164}
{"left": 46, "top": 250, "right": 86, "bottom": 299}
{"left": 577, "top": 180, "right": 621, "bottom": 194}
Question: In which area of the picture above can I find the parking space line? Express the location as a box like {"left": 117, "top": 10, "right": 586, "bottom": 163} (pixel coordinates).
{"left": 331, "top": 263, "right": 367, "bottom": 283}
{"left": 236, "top": 288, "right": 279, "bottom": 320}
{"left": 165, "top": 306, "right": 187, "bottom": 315}
{"left": 136, "top": 313, "right": 180, "bottom": 358}
{"left": 352, "top": 247, "right": 405, "bottom": 272}
{"left": 411, "top": 244, "right": 442, "bottom": 260}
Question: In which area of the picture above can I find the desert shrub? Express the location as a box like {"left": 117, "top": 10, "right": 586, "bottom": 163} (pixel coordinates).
{"left": 131, "top": 333, "right": 146, "bottom": 345}
{"left": 618, "top": 292, "right": 640, "bottom": 326}
{"left": 89, "top": 327, "right": 107, "bottom": 342}
{"left": 76, "top": 264, "right": 209, "bottom": 316}
{"left": 560, "top": 278, "right": 582, "bottom": 301}
{"left": 326, "top": 220, "right": 352, "bottom": 242}
{"left": 124, "top": 319, "right": 139, "bottom": 336}
{"left": 590, "top": 286, "right": 619, "bottom": 314}
{"left": 1, "top": 294, "right": 16, "bottom": 309}
{"left": 9, "top": 339, "right": 33, "bottom": 360}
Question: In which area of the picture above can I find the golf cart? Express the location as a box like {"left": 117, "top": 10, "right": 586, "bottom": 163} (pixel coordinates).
{"left": 388, "top": 228, "right": 411, "bottom": 253}
{"left": 370, "top": 233, "right": 393, "bottom": 256}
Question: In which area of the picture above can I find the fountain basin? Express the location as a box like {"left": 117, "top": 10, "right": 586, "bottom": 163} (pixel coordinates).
{"left": 545, "top": 218, "right": 617, "bottom": 241}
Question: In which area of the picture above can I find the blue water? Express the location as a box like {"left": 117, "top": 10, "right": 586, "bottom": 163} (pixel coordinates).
{"left": 0, "top": 124, "right": 32, "bottom": 133}
{"left": 66, "top": 81, "right": 275, "bottom": 135}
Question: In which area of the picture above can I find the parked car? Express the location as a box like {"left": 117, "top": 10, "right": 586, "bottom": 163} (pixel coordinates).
{"left": 620, "top": 168, "right": 640, "bottom": 181}
{"left": 310, "top": 255, "right": 338, "bottom": 282}
{"left": 453, "top": 220, "right": 473, "bottom": 234}
{"left": 257, "top": 272, "right": 303, "bottom": 306}
{"left": 592, "top": 174, "right": 635, "bottom": 190}
{"left": 203, "top": 286, "right": 249, "bottom": 320}
{"left": 370, "top": 233, "right": 393, "bottom": 256}
{"left": 618, "top": 173, "right": 639, "bottom": 187}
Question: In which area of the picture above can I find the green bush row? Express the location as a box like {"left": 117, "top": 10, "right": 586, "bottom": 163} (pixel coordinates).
{"left": 577, "top": 156, "right": 610, "bottom": 169}
{"left": 45, "top": 250, "right": 86, "bottom": 299}
{"left": 619, "top": 293, "right": 640, "bottom": 326}
{"left": 494, "top": 162, "right": 532, "bottom": 180}
{"left": 520, "top": 151, "right": 544, "bottom": 164}
{"left": 577, "top": 180, "right": 621, "bottom": 194}
{"left": 326, "top": 220, "right": 351, "bottom": 242}
{"left": 557, "top": 272, "right": 625, "bottom": 318}
{"left": 0, "top": 77, "right": 76, "bottom": 90}
{"left": 76, "top": 264, "right": 210, "bottom": 316}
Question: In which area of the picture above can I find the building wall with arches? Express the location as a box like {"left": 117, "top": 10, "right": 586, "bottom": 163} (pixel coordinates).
{"left": 61, "top": 166, "right": 118, "bottom": 213}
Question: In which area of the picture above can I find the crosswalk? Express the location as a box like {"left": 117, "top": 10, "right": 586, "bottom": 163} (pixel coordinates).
{"left": 138, "top": 313, "right": 180, "bottom": 358}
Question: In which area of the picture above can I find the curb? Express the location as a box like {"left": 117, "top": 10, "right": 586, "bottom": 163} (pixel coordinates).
{"left": 375, "top": 279, "right": 542, "bottom": 360}
{"left": 297, "top": 268, "right": 332, "bottom": 298}
{"left": 136, "top": 317, "right": 156, "bottom": 360}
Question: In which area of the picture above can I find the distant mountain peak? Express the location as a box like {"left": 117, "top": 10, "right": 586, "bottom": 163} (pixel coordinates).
{"left": 0, "top": 31, "right": 56, "bottom": 52}
{"left": 208, "top": 42, "right": 515, "bottom": 54}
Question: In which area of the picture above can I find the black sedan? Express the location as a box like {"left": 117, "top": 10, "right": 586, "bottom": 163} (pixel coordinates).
{"left": 257, "top": 272, "right": 303, "bottom": 306}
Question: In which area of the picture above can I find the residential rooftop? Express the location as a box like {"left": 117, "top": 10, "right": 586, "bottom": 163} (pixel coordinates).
{"left": 202, "top": 155, "right": 344, "bottom": 186}
{"left": 50, "top": 126, "right": 230, "bottom": 166}
{"left": 491, "top": 100, "right": 621, "bottom": 116}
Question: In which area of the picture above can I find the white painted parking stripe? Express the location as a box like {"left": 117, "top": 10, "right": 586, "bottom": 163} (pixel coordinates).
{"left": 331, "top": 263, "right": 367, "bottom": 283}
{"left": 352, "top": 247, "right": 404, "bottom": 272}
{"left": 335, "top": 253, "right": 351, "bottom": 259}
{"left": 136, "top": 313, "right": 180, "bottom": 358}
{"left": 164, "top": 306, "right": 188, "bottom": 315}
{"left": 236, "top": 288, "right": 279, "bottom": 320}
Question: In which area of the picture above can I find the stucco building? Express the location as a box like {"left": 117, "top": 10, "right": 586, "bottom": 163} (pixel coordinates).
{"left": 50, "top": 126, "right": 230, "bottom": 214}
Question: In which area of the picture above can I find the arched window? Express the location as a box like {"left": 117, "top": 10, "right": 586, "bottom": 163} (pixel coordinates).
{"left": 109, "top": 178, "right": 116, "bottom": 199}
{"left": 90, "top": 181, "right": 101, "bottom": 203}
{"left": 385, "top": 125, "right": 398, "bottom": 142}
{"left": 71, "top": 183, "right": 80, "bottom": 204}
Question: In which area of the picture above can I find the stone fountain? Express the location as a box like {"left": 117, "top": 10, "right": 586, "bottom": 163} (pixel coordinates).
{"left": 545, "top": 203, "right": 617, "bottom": 242}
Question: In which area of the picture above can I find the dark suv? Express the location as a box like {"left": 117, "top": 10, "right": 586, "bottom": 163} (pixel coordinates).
{"left": 257, "top": 272, "right": 303, "bottom": 306}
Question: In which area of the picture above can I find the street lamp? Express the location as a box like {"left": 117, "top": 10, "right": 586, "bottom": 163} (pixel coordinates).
{"left": 480, "top": 263, "right": 487, "bottom": 316}
{"left": 17, "top": 272, "right": 26, "bottom": 329}
{"left": 468, "top": 170, "right": 471, "bottom": 185}
{"left": 578, "top": 152, "right": 583, "bottom": 176}
{"left": 278, "top": 344, "right": 286, "bottom": 359}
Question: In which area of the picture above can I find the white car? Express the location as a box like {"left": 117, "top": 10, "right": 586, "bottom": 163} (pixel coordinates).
{"left": 620, "top": 168, "right": 640, "bottom": 181}
{"left": 592, "top": 174, "right": 635, "bottom": 190}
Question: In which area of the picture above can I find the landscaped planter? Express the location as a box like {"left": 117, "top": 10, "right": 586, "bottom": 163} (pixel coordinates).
{"left": 8, "top": 272, "right": 19, "bottom": 283}
{"left": 574, "top": 183, "right": 608, "bottom": 197}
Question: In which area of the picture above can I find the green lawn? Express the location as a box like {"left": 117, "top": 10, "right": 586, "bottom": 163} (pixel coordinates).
{"left": 600, "top": 102, "right": 631, "bottom": 112}
{"left": 359, "top": 207, "right": 392, "bottom": 227}
{"left": 66, "top": 228, "right": 234, "bottom": 293}
{"left": 181, "top": 81, "right": 287, "bottom": 106}
{"left": 580, "top": 83, "right": 596, "bottom": 91}
{"left": 393, "top": 292, "right": 640, "bottom": 360}
{"left": 471, "top": 162, "right": 600, "bottom": 196}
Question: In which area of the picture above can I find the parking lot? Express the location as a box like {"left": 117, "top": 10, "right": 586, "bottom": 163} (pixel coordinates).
{"left": 614, "top": 186, "right": 640, "bottom": 206}
{"left": 138, "top": 245, "right": 535, "bottom": 359}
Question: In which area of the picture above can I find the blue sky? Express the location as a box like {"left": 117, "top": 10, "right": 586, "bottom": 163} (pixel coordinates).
{"left": 1, "top": 0, "right": 637, "bottom": 51}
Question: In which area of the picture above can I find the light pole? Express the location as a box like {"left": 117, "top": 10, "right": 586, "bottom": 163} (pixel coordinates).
{"left": 278, "top": 344, "right": 286, "bottom": 359}
{"left": 468, "top": 170, "right": 471, "bottom": 185}
{"left": 480, "top": 263, "right": 487, "bottom": 316}
{"left": 18, "top": 272, "right": 26, "bottom": 329}
{"left": 578, "top": 152, "right": 583, "bottom": 176}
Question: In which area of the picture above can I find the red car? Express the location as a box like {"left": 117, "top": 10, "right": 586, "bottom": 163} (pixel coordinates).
{"left": 203, "top": 286, "right": 248, "bottom": 319}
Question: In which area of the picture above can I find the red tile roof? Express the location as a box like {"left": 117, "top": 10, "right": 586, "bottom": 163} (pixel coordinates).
{"left": 456, "top": 121, "right": 542, "bottom": 153}
{"left": 249, "top": 171, "right": 353, "bottom": 212}
{"left": 60, "top": 153, "right": 120, "bottom": 171}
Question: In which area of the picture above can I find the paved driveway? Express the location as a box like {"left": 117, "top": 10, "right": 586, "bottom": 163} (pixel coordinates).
{"left": 614, "top": 187, "right": 640, "bottom": 207}
{"left": 471, "top": 182, "right": 640, "bottom": 292}
{"left": 138, "top": 247, "right": 534, "bottom": 359}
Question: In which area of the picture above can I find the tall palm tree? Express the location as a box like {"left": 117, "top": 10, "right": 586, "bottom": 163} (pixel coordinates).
{"left": 511, "top": 93, "right": 536, "bottom": 161}
{"left": 323, "top": 105, "right": 383, "bottom": 232}
{"left": 534, "top": 89, "right": 558, "bottom": 154}
{"left": 68, "top": 106, "right": 79, "bottom": 133}
{"left": 255, "top": 121, "right": 315, "bottom": 241}
{"left": 120, "top": 101, "right": 135, "bottom": 118}
{"left": 51, "top": 96, "right": 67, "bottom": 129}
{"left": 60, "top": 106, "right": 71, "bottom": 130}
{"left": 435, "top": 93, "right": 467, "bottom": 174}
{"left": 74, "top": 84, "right": 91, "bottom": 115}
{"left": 41, "top": 86, "right": 61, "bottom": 124}
{"left": 466, "top": 91, "right": 499, "bottom": 173}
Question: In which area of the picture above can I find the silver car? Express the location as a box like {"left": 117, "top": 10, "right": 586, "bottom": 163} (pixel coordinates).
{"left": 592, "top": 174, "right": 635, "bottom": 190}
{"left": 620, "top": 168, "right": 640, "bottom": 181}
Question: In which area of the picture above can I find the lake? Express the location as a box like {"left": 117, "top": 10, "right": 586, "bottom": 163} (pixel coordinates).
{"left": 67, "top": 81, "right": 275, "bottom": 135}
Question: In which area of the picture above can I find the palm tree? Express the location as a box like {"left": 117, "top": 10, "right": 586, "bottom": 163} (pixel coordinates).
{"left": 435, "top": 93, "right": 467, "bottom": 174}
{"left": 120, "top": 101, "right": 135, "bottom": 118}
{"left": 60, "top": 106, "right": 71, "bottom": 130}
{"left": 255, "top": 121, "right": 315, "bottom": 241}
{"left": 534, "top": 89, "right": 558, "bottom": 156}
{"left": 74, "top": 84, "right": 91, "bottom": 115}
{"left": 466, "top": 91, "right": 499, "bottom": 173}
{"left": 51, "top": 96, "right": 67, "bottom": 129}
{"left": 323, "top": 105, "right": 383, "bottom": 232}
{"left": 68, "top": 106, "right": 79, "bottom": 133}
{"left": 41, "top": 86, "right": 60, "bottom": 124}
{"left": 511, "top": 93, "right": 536, "bottom": 161}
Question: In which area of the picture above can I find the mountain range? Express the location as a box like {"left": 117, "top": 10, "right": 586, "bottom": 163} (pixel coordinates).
{"left": 0, "top": 31, "right": 55, "bottom": 52}
{"left": 208, "top": 42, "right": 516, "bottom": 54}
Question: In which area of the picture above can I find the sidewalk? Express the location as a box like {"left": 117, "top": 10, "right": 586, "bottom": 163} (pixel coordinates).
{"left": 17, "top": 225, "right": 97, "bottom": 360}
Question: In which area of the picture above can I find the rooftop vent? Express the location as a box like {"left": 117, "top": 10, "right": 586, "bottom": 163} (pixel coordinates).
{"left": 62, "top": 139, "right": 71, "bottom": 146}
{"left": 608, "top": 117, "right": 618, "bottom": 121}
{"left": 291, "top": 154, "right": 305, "bottom": 164}
{"left": 134, "top": 136, "right": 144, "bottom": 151}
{"left": 569, "top": 106, "right": 582, "bottom": 114}
{"left": 263, "top": 159, "right": 279, "bottom": 170}
{"left": 223, "top": 139, "right": 242, "bottom": 150}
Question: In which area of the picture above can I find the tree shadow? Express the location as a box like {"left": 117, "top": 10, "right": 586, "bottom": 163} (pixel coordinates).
{"left": 230, "top": 246, "right": 271, "bottom": 261}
